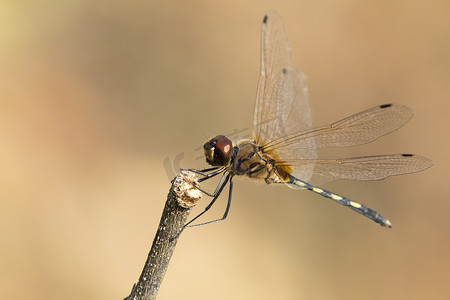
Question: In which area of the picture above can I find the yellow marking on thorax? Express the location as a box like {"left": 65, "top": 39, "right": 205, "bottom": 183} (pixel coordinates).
{"left": 262, "top": 147, "right": 293, "bottom": 181}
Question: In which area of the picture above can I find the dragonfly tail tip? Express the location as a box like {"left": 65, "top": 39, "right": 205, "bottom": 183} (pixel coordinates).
{"left": 385, "top": 219, "right": 393, "bottom": 228}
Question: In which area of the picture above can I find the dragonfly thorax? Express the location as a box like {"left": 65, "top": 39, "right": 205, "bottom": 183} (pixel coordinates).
{"left": 232, "top": 139, "right": 283, "bottom": 182}
{"left": 203, "top": 135, "right": 233, "bottom": 166}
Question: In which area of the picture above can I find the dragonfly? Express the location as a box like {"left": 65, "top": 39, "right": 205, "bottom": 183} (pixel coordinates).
{"left": 182, "top": 11, "right": 433, "bottom": 232}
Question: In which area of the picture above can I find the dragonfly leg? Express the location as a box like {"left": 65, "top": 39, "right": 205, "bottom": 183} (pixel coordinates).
{"left": 182, "top": 167, "right": 226, "bottom": 182}
{"left": 171, "top": 173, "right": 231, "bottom": 240}
{"left": 187, "top": 175, "right": 234, "bottom": 228}
{"left": 194, "top": 171, "right": 230, "bottom": 197}
{"left": 180, "top": 167, "right": 227, "bottom": 196}
{"left": 183, "top": 167, "right": 220, "bottom": 175}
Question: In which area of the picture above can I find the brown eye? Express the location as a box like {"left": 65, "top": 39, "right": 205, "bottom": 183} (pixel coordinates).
{"left": 203, "top": 135, "right": 233, "bottom": 166}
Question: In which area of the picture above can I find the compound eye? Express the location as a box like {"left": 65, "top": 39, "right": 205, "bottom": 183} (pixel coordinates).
{"left": 203, "top": 135, "right": 233, "bottom": 166}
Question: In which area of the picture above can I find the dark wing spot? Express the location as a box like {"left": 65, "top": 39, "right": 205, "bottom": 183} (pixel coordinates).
{"left": 379, "top": 104, "right": 392, "bottom": 109}
{"left": 263, "top": 15, "right": 268, "bottom": 24}
{"left": 282, "top": 68, "right": 287, "bottom": 74}
{"left": 402, "top": 154, "right": 414, "bottom": 157}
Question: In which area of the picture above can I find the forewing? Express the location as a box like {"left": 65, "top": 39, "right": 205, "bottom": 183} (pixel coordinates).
{"left": 263, "top": 104, "right": 413, "bottom": 153}
{"left": 253, "top": 11, "right": 317, "bottom": 180}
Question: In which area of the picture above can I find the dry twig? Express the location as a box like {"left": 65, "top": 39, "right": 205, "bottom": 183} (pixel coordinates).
{"left": 124, "top": 170, "right": 201, "bottom": 300}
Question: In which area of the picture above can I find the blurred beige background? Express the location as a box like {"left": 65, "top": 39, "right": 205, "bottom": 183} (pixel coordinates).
{"left": 1, "top": 1, "right": 449, "bottom": 299}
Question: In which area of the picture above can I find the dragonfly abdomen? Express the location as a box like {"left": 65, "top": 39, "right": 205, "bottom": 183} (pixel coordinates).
{"left": 278, "top": 175, "right": 393, "bottom": 228}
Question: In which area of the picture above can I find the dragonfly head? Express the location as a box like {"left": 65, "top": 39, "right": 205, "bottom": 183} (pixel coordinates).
{"left": 203, "top": 135, "right": 233, "bottom": 166}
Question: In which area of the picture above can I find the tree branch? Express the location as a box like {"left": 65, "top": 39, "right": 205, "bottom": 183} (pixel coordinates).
{"left": 124, "top": 170, "right": 201, "bottom": 300}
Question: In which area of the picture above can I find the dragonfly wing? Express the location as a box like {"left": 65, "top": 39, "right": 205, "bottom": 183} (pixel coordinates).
{"left": 253, "top": 11, "right": 317, "bottom": 180}
{"left": 263, "top": 104, "right": 413, "bottom": 154}
{"left": 277, "top": 154, "right": 433, "bottom": 185}
{"left": 253, "top": 13, "right": 423, "bottom": 186}
{"left": 253, "top": 11, "right": 315, "bottom": 149}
